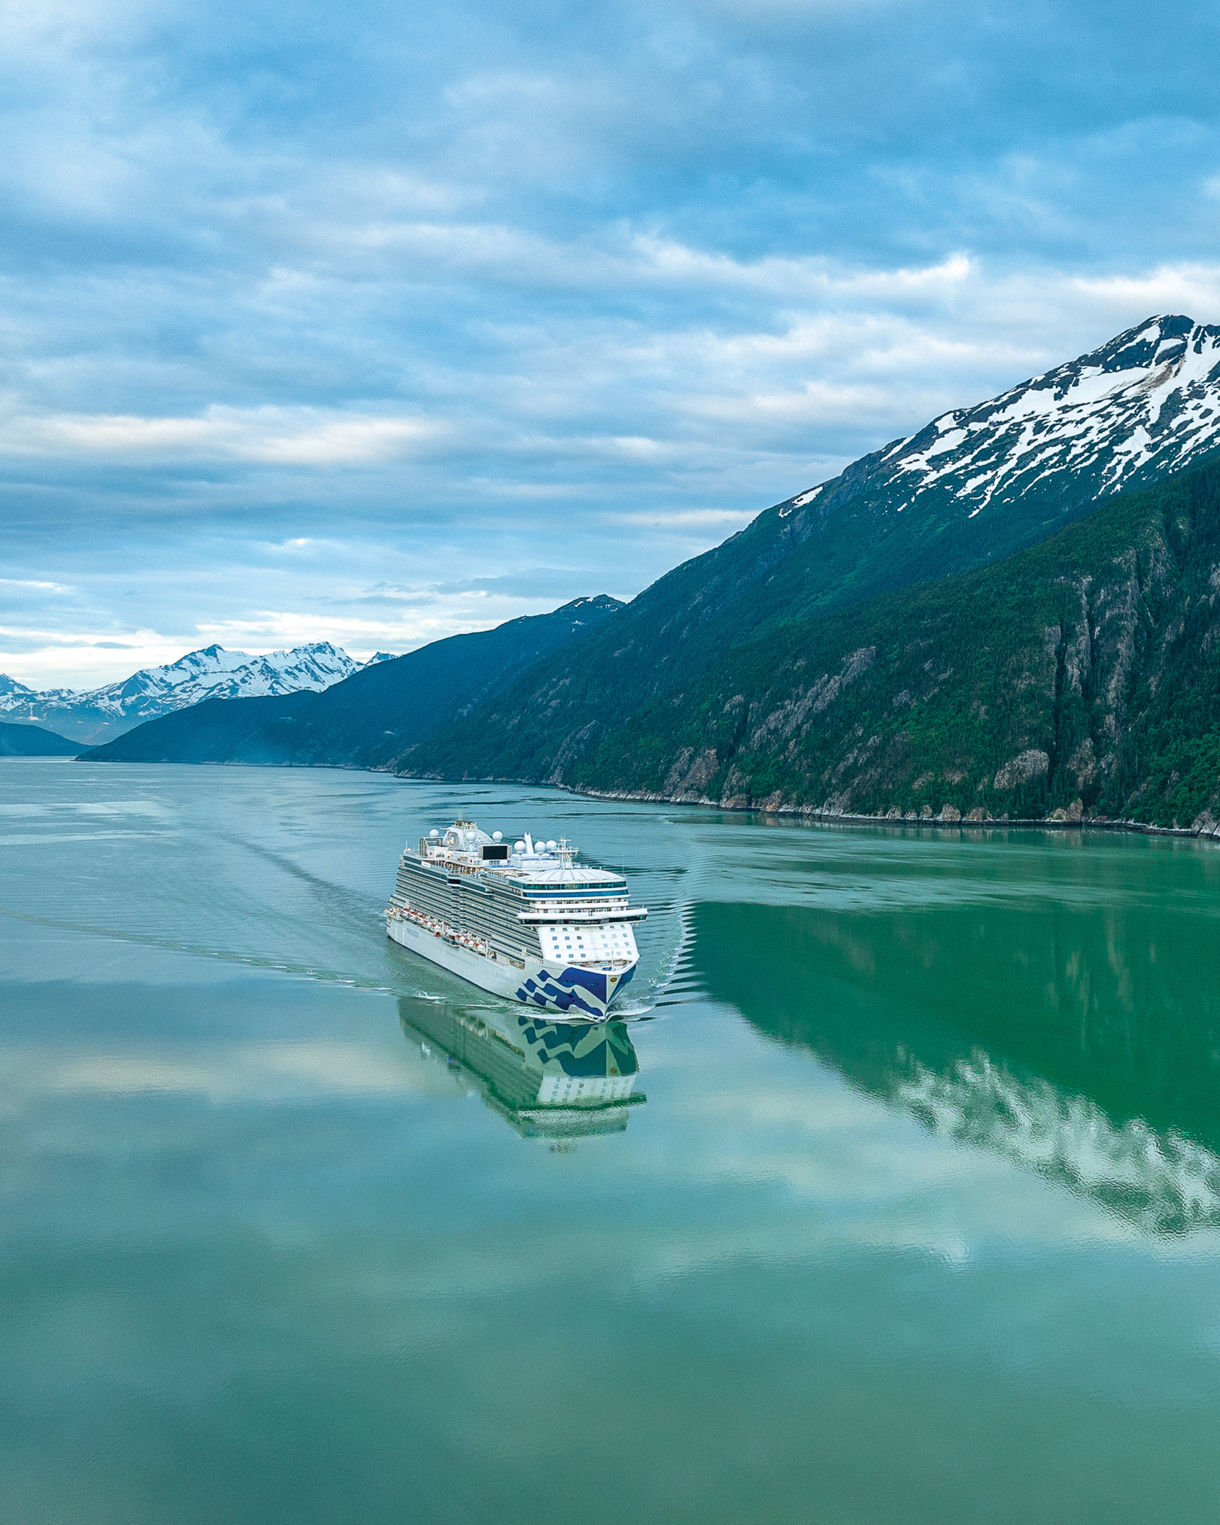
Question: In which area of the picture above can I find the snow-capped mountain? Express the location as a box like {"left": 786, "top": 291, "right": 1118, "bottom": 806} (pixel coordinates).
{"left": 0, "top": 642, "right": 363, "bottom": 744}
{"left": 785, "top": 313, "right": 1220, "bottom": 530}
{"left": 0, "top": 673, "right": 74, "bottom": 706}
{"left": 400, "top": 315, "right": 1220, "bottom": 791}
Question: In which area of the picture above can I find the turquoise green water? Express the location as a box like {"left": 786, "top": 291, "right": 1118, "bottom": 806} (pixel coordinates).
{"left": 5, "top": 760, "right": 1220, "bottom": 1523}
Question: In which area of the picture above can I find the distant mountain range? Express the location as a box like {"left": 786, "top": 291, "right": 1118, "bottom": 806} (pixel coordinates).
{"left": 0, "top": 642, "right": 372, "bottom": 744}
{"left": 79, "top": 315, "right": 1220, "bottom": 829}
{"left": 80, "top": 597, "right": 624, "bottom": 767}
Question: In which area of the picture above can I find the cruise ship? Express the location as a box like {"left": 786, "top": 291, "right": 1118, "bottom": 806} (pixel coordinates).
{"left": 385, "top": 820, "right": 647, "bottom": 1019}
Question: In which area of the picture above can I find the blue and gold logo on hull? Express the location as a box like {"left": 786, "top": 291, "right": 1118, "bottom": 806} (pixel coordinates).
{"left": 515, "top": 962, "right": 636, "bottom": 1016}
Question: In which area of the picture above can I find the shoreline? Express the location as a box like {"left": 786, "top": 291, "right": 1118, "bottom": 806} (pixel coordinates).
{"left": 65, "top": 752, "right": 1220, "bottom": 844}
{"left": 554, "top": 782, "right": 1220, "bottom": 843}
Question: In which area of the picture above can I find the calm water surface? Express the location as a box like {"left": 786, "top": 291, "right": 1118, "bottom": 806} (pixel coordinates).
{"left": 4, "top": 759, "right": 1220, "bottom": 1523}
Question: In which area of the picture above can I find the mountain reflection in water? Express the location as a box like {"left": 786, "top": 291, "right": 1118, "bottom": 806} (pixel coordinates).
{"left": 698, "top": 898, "right": 1220, "bottom": 1236}
{"left": 397, "top": 996, "right": 644, "bottom": 1140}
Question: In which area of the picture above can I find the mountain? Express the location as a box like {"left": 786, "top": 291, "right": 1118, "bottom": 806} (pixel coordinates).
{"left": 74, "top": 315, "right": 1220, "bottom": 825}
{"left": 519, "top": 457, "right": 1220, "bottom": 827}
{"left": 404, "top": 315, "right": 1220, "bottom": 793}
{"left": 0, "top": 673, "right": 75, "bottom": 709}
{"left": 79, "top": 596, "right": 624, "bottom": 766}
{"left": 0, "top": 720, "right": 80, "bottom": 757}
{"left": 0, "top": 642, "right": 362, "bottom": 745}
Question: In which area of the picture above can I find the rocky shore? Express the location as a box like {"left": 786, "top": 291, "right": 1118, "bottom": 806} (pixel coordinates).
{"left": 567, "top": 783, "right": 1220, "bottom": 841}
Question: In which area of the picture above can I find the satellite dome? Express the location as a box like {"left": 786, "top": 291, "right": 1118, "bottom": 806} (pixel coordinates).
{"left": 429, "top": 829, "right": 439, "bottom": 838}
{"left": 546, "top": 839, "right": 557, "bottom": 851}
{"left": 513, "top": 840, "right": 526, "bottom": 853}
{"left": 492, "top": 831, "right": 502, "bottom": 842}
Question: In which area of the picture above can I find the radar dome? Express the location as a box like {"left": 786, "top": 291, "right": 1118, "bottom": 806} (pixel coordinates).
{"left": 492, "top": 831, "right": 502, "bottom": 842}
{"left": 513, "top": 840, "right": 526, "bottom": 853}
{"left": 428, "top": 829, "right": 439, "bottom": 838}
{"left": 546, "top": 839, "right": 557, "bottom": 850}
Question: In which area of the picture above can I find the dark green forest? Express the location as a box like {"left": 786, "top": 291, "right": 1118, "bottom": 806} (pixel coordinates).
{"left": 415, "top": 460, "right": 1220, "bottom": 829}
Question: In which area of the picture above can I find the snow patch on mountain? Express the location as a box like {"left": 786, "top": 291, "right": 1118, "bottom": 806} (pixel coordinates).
{"left": 785, "top": 315, "right": 1220, "bottom": 531}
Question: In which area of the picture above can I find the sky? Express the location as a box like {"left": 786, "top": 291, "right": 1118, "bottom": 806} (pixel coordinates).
{"left": 4, "top": 0, "right": 1220, "bottom": 689}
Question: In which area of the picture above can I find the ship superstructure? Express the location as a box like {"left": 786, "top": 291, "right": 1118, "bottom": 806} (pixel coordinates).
{"left": 385, "top": 820, "right": 646, "bottom": 1019}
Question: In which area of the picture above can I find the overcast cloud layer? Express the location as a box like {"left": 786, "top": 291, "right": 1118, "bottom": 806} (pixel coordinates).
{"left": 4, "top": 0, "right": 1220, "bottom": 686}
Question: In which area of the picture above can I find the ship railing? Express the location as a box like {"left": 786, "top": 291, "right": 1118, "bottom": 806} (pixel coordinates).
{"left": 518, "top": 906, "right": 647, "bottom": 924}
{"left": 416, "top": 846, "right": 488, "bottom": 873}
{"left": 387, "top": 904, "right": 526, "bottom": 968}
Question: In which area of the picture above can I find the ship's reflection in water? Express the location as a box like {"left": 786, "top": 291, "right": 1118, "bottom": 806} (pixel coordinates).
{"left": 397, "top": 996, "right": 645, "bottom": 1140}
{"left": 698, "top": 896, "right": 1220, "bottom": 1236}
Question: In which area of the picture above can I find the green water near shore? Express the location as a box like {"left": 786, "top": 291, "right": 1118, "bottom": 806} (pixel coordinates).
{"left": 4, "top": 759, "right": 1220, "bottom": 1523}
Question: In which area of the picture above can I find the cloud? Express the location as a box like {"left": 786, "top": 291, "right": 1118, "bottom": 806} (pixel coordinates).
{"left": 612, "top": 507, "right": 757, "bottom": 529}
{"left": 0, "top": 577, "right": 71, "bottom": 593}
{"left": 1, "top": 0, "right": 1219, "bottom": 684}
{"left": 0, "top": 627, "right": 200, "bottom": 687}
{"left": 192, "top": 594, "right": 556, "bottom": 655}
{"left": 1069, "top": 263, "right": 1220, "bottom": 318}
{"left": 2, "top": 404, "right": 437, "bottom": 465}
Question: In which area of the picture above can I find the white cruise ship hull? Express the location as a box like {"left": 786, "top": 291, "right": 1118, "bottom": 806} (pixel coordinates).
{"left": 387, "top": 915, "right": 636, "bottom": 1020}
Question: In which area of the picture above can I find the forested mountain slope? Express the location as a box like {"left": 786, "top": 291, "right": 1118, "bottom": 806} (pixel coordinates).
{"left": 440, "top": 459, "right": 1220, "bottom": 829}
{"left": 0, "top": 721, "right": 80, "bottom": 757}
